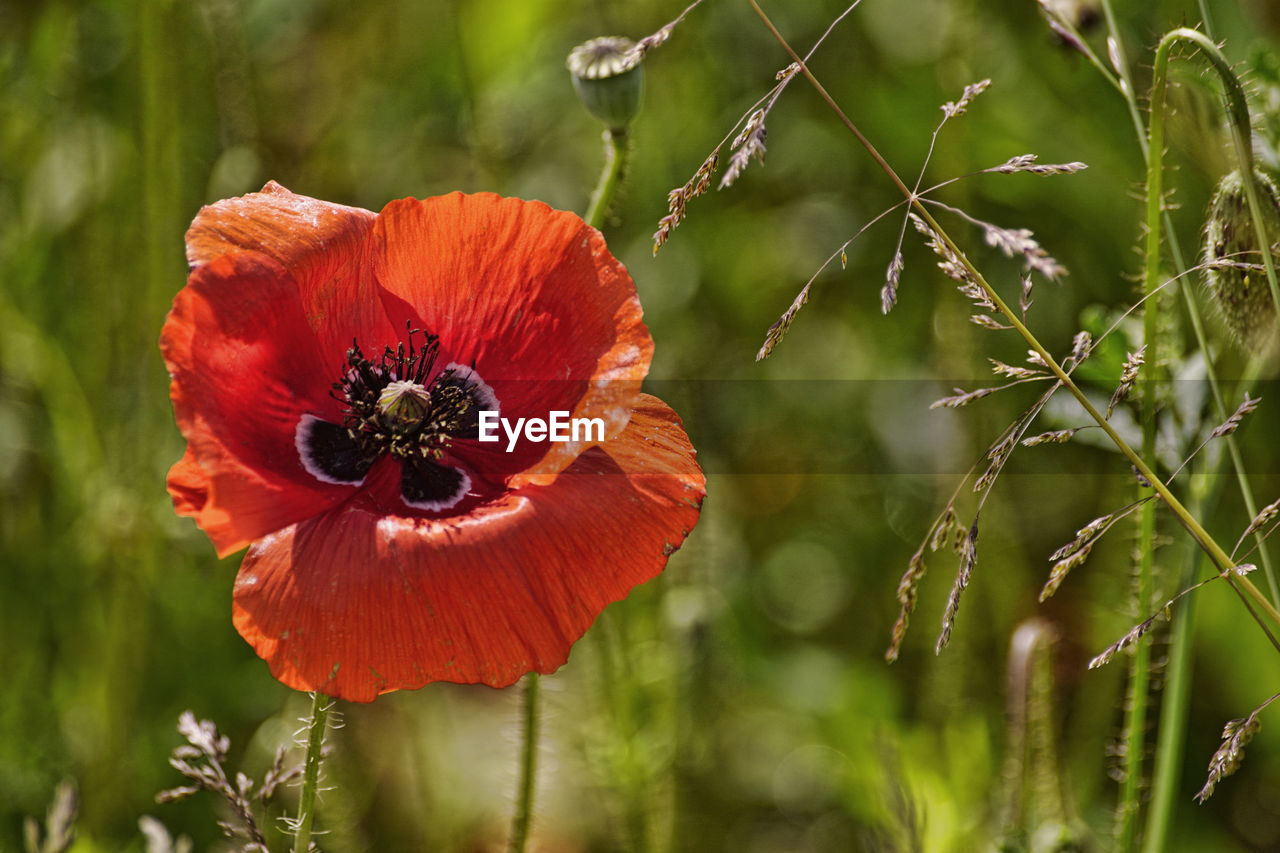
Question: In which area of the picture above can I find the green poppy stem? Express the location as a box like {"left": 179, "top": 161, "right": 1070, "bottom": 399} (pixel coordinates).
{"left": 585, "top": 128, "right": 631, "bottom": 231}
{"left": 292, "top": 692, "right": 330, "bottom": 853}
{"left": 508, "top": 673, "right": 541, "bottom": 853}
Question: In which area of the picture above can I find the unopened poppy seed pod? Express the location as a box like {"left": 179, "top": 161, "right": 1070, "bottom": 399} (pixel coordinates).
{"left": 567, "top": 36, "right": 644, "bottom": 132}
{"left": 1203, "top": 168, "right": 1280, "bottom": 348}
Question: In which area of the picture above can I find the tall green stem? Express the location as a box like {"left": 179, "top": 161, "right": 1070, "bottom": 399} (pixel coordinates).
{"left": 1114, "top": 16, "right": 1177, "bottom": 841}
{"left": 508, "top": 674, "right": 541, "bottom": 853}
{"left": 585, "top": 129, "right": 631, "bottom": 231}
{"left": 1133, "top": 26, "right": 1280, "bottom": 848}
{"left": 292, "top": 692, "right": 330, "bottom": 853}
{"left": 1144, "top": 474, "right": 1214, "bottom": 853}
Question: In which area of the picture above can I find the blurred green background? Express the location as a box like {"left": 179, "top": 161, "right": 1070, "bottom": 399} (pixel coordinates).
{"left": 4, "top": 0, "right": 1280, "bottom": 850}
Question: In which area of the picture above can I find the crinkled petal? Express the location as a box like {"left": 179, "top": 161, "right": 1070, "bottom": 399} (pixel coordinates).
{"left": 231, "top": 395, "right": 704, "bottom": 701}
{"left": 161, "top": 252, "right": 356, "bottom": 556}
{"left": 186, "top": 181, "right": 391, "bottom": 355}
{"left": 371, "top": 193, "right": 652, "bottom": 486}
{"left": 186, "top": 181, "right": 373, "bottom": 270}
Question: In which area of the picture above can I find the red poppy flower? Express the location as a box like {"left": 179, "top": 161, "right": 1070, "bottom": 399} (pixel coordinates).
{"left": 161, "top": 182, "right": 705, "bottom": 702}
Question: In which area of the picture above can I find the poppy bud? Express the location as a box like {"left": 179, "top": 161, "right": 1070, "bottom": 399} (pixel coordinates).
{"left": 1203, "top": 169, "right": 1280, "bottom": 348}
{"left": 567, "top": 36, "right": 644, "bottom": 132}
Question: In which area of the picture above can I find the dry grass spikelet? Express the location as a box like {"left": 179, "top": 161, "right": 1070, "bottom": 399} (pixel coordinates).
{"left": 1022, "top": 428, "right": 1078, "bottom": 446}
{"left": 936, "top": 522, "right": 979, "bottom": 653}
{"left": 1236, "top": 497, "right": 1280, "bottom": 553}
{"left": 1041, "top": 544, "right": 1093, "bottom": 601}
{"left": 1087, "top": 605, "right": 1168, "bottom": 669}
{"left": 756, "top": 279, "right": 809, "bottom": 361}
{"left": 1211, "top": 393, "right": 1261, "bottom": 439}
{"left": 653, "top": 152, "right": 719, "bottom": 253}
{"left": 720, "top": 109, "right": 768, "bottom": 190}
{"left": 1107, "top": 345, "right": 1146, "bottom": 418}
{"left": 1197, "top": 709, "right": 1267, "bottom": 802}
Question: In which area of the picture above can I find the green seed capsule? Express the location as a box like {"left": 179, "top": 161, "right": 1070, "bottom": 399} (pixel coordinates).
{"left": 567, "top": 36, "right": 644, "bottom": 132}
{"left": 378, "top": 380, "right": 432, "bottom": 434}
{"left": 1203, "top": 168, "right": 1280, "bottom": 349}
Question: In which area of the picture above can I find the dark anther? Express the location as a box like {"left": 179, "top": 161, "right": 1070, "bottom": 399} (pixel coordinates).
{"left": 300, "top": 327, "right": 495, "bottom": 510}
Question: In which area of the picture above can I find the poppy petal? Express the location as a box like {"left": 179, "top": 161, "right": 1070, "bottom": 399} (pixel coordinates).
{"left": 162, "top": 252, "right": 357, "bottom": 555}
{"left": 370, "top": 194, "right": 653, "bottom": 485}
{"left": 231, "top": 394, "right": 704, "bottom": 702}
{"left": 166, "top": 432, "right": 343, "bottom": 558}
{"left": 167, "top": 446, "right": 213, "bottom": 520}
{"left": 185, "top": 181, "right": 393, "bottom": 356}
{"left": 186, "top": 180, "right": 374, "bottom": 271}
{"left": 295, "top": 415, "right": 376, "bottom": 485}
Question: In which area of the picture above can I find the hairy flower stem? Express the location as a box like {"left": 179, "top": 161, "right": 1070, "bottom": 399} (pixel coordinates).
{"left": 292, "top": 692, "right": 330, "bottom": 853}
{"left": 585, "top": 129, "right": 631, "bottom": 231}
{"left": 748, "top": 1, "right": 1280, "bottom": 632}
{"left": 1118, "top": 21, "right": 1167, "bottom": 834}
{"left": 1129, "top": 29, "right": 1280, "bottom": 846}
{"left": 1145, "top": 479, "right": 1212, "bottom": 853}
{"left": 1092, "top": 11, "right": 1277, "bottom": 842}
{"left": 1118, "top": 503, "right": 1155, "bottom": 851}
{"left": 508, "top": 674, "right": 540, "bottom": 853}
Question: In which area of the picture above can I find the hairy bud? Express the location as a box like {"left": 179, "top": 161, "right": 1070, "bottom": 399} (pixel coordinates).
{"left": 1202, "top": 169, "right": 1280, "bottom": 348}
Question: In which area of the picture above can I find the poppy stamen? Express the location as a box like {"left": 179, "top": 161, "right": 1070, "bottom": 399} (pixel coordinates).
{"left": 301, "top": 332, "right": 500, "bottom": 510}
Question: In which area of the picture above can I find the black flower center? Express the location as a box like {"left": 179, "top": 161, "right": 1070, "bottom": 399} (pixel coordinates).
{"left": 296, "top": 327, "right": 498, "bottom": 511}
